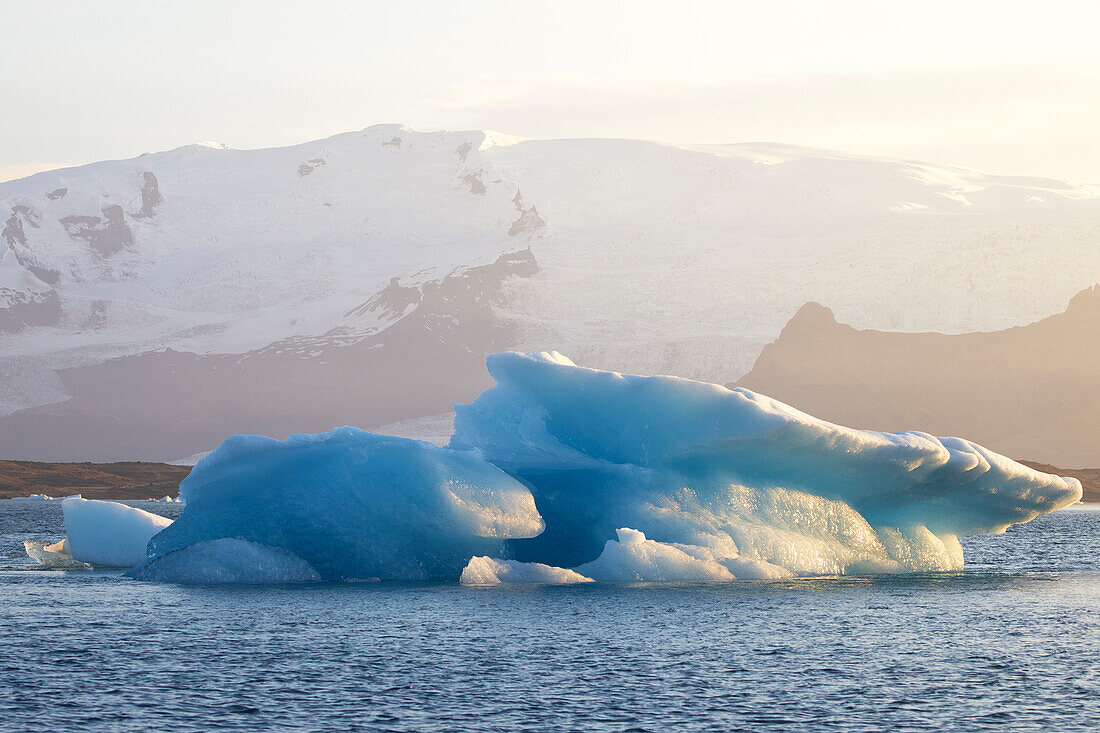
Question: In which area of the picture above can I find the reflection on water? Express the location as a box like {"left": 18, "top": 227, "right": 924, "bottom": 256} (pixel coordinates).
{"left": 1, "top": 501, "right": 1098, "bottom": 732}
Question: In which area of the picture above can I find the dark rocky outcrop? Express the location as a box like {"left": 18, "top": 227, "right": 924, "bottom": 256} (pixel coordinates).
{"left": 508, "top": 190, "right": 545, "bottom": 236}
{"left": 345, "top": 277, "right": 422, "bottom": 320}
{"left": 2, "top": 207, "right": 59, "bottom": 283}
{"left": 462, "top": 171, "right": 487, "bottom": 195}
{"left": 3, "top": 204, "right": 45, "bottom": 250}
{"left": 3, "top": 210, "right": 28, "bottom": 247}
{"left": 61, "top": 205, "right": 134, "bottom": 255}
{"left": 137, "top": 172, "right": 161, "bottom": 217}
{"left": 298, "top": 159, "right": 326, "bottom": 176}
{"left": 1, "top": 204, "right": 62, "bottom": 330}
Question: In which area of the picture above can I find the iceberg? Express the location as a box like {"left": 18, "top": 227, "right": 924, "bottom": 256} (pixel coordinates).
{"left": 132, "top": 428, "right": 544, "bottom": 582}
{"left": 61, "top": 498, "right": 173, "bottom": 568}
{"left": 460, "top": 557, "right": 593, "bottom": 585}
{"left": 132, "top": 352, "right": 1080, "bottom": 583}
{"left": 25, "top": 499, "right": 173, "bottom": 568}
{"left": 23, "top": 538, "right": 90, "bottom": 569}
{"left": 450, "top": 352, "right": 1082, "bottom": 577}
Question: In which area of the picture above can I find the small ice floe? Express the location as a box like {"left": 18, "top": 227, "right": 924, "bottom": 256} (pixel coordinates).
{"left": 23, "top": 498, "right": 173, "bottom": 569}
{"left": 460, "top": 528, "right": 793, "bottom": 585}
{"left": 460, "top": 557, "right": 593, "bottom": 585}
{"left": 23, "top": 539, "right": 90, "bottom": 569}
{"left": 12, "top": 493, "right": 83, "bottom": 501}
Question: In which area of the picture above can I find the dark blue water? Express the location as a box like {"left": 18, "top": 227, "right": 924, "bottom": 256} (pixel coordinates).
{"left": 1, "top": 500, "right": 1098, "bottom": 732}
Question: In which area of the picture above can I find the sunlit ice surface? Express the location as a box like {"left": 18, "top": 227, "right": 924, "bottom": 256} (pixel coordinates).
{"left": 129, "top": 352, "right": 1078, "bottom": 583}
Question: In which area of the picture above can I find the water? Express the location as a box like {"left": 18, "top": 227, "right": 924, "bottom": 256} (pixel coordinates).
{"left": 1, "top": 500, "right": 1098, "bottom": 732}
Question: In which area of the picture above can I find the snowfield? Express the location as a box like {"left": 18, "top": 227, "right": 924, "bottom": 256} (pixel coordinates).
{"left": 2, "top": 124, "right": 1099, "bottom": 459}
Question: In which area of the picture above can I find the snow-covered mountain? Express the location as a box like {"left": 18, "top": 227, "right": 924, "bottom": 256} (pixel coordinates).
{"left": 2, "top": 124, "right": 1099, "bottom": 460}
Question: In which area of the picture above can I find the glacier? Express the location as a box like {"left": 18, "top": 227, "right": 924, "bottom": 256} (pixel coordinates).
{"left": 116, "top": 351, "right": 1081, "bottom": 584}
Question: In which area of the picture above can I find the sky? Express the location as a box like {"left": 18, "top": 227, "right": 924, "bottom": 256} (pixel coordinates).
{"left": 3, "top": 0, "right": 1099, "bottom": 182}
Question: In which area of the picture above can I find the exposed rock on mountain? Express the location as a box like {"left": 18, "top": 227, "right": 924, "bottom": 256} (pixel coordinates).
{"left": 0, "top": 250, "right": 60, "bottom": 332}
{"left": 0, "top": 249, "right": 538, "bottom": 461}
{"left": 61, "top": 204, "right": 134, "bottom": 255}
{"left": 137, "top": 171, "right": 161, "bottom": 217}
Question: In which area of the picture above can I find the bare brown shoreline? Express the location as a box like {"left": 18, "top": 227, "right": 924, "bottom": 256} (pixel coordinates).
{"left": 1, "top": 458, "right": 1095, "bottom": 503}
{"left": 0, "top": 460, "right": 191, "bottom": 500}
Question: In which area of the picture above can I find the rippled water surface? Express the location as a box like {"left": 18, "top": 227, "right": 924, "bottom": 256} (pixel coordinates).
{"left": 2, "top": 500, "right": 1098, "bottom": 732}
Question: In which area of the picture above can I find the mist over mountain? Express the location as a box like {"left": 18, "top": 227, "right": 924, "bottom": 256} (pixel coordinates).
{"left": 2, "top": 124, "right": 1098, "bottom": 461}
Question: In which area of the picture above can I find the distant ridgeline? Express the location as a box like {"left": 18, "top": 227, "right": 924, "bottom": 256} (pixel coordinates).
{"left": 735, "top": 285, "right": 1100, "bottom": 469}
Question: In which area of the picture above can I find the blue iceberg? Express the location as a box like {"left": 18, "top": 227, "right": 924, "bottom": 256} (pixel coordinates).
{"left": 132, "top": 352, "right": 1081, "bottom": 583}
{"left": 131, "top": 428, "right": 543, "bottom": 582}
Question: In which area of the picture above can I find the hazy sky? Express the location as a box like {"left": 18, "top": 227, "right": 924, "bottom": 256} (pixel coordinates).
{"left": 3, "top": 0, "right": 1099, "bottom": 182}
